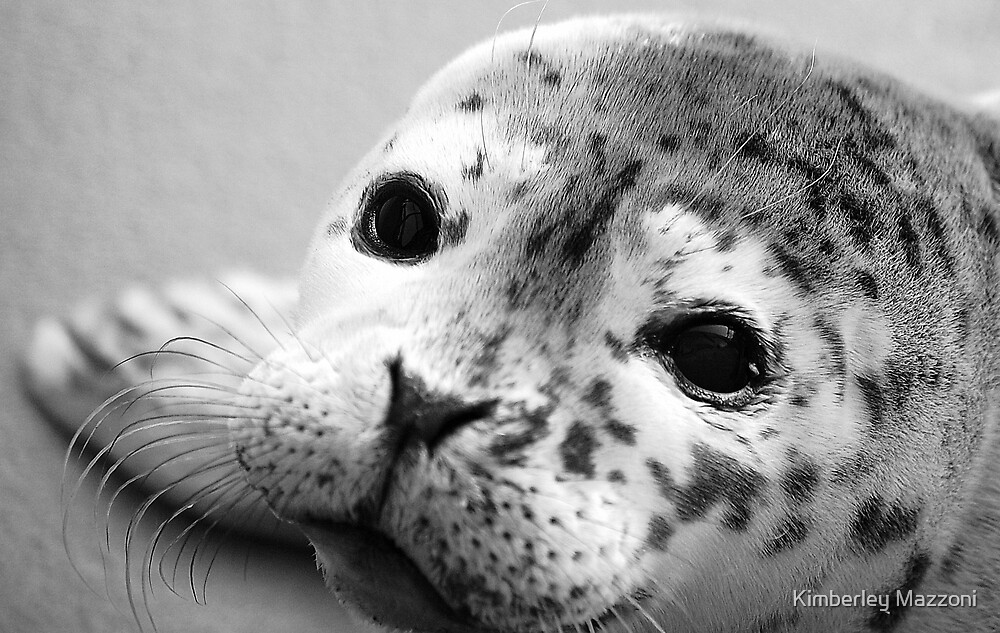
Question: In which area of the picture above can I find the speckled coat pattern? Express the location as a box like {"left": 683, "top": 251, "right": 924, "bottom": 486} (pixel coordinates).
{"left": 223, "top": 16, "right": 1000, "bottom": 633}
{"left": 26, "top": 14, "right": 1000, "bottom": 633}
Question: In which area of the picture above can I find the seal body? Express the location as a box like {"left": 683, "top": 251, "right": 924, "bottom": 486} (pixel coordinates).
{"left": 26, "top": 14, "right": 1000, "bottom": 633}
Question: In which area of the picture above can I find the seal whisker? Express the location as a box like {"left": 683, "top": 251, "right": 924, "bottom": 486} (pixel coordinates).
{"left": 217, "top": 279, "right": 295, "bottom": 356}
{"left": 26, "top": 14, "right": 1000, "bottom": 633}
{"left": 520, "top": 0, "right": 549, "bottom": 172}
{"left": 144, "top": 472, "right": 253, "bottom": 597}
{"left": 624, "top": 593, "right": 670, "bottom": 633}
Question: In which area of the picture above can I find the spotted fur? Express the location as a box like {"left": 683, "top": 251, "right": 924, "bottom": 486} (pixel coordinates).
{"left": 236, "top": 16, "right": 1000, "bottom": 632}
{"left": 25, "top": 14, "right": 1000, "bottom": 633}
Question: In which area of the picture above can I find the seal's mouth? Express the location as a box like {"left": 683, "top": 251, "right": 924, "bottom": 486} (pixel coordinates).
{"left": 300, "top": 522, "right": 644, "bottom": 633}
{"left": 300, "top": 521, "right": 486, "bottom": 633}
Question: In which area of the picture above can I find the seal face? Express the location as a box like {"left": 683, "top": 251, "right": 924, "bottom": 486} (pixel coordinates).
{"left": 224, "top": 15, "right": 1000, "bottom": 632}
{"left": 227, "top": 15, "right": 1000, "bottom": 633}
{"left": 26, "top": 13, "right": 1000, "bottom": 633}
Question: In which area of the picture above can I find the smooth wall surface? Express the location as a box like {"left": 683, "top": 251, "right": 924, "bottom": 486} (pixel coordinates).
{"left": 2, "top": 1, "right": 998, "bottom": 631}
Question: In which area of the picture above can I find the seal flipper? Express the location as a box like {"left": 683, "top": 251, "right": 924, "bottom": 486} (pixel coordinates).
{"left": 22, "top": 272, "right": 302, "bottom": 542}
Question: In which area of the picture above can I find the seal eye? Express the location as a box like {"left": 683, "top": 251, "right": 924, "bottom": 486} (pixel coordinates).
{"left": 643, "top": 317, "right": 763, "bottom": 406}
{"left": 358, "top": 176, "right": 439, "bottom": 261}
{"left": 671, "top": 323, "right": 756, "bottom": 395}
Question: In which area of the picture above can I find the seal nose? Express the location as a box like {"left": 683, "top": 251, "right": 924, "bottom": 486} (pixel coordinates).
{"left": 385, "top": 358, "right": 496, "bottom": 453}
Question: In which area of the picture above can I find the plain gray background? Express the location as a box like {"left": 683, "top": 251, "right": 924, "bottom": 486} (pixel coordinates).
{"left": 2, "top": 1, "right": 999, "bottom": 631}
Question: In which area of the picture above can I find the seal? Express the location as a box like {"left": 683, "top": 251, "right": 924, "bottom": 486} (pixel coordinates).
{"left": 24, "top": 14, "right": 1000, "bottom": 633}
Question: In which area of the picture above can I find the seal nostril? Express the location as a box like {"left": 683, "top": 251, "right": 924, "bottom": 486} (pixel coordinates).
{"left": 385, "top": 357, "right": 497, "bottom": 453}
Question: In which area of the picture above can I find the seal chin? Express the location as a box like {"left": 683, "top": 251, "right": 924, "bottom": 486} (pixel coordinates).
{"left": 300, "top": 522, "right": 486, "bottom": 633}
{"left": 300, "top": 522, "right": 637, "bottom": 633}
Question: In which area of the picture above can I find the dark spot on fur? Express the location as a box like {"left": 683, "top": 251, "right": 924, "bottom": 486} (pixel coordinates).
{"left": 849, "top": 495, "right": 920, "bottom": 553}
{"left": 716, "top": 229, "right": 738, "bottom": 252}
{"left": 689, "top": 119, "right": 714, "bottom": 150}
{"left": 856, "top": 374, "right": 885, "bottom": 428}
{"left": 830, "top": 452, "right": 877, "bottom": 486}
{"left": 818, "top": 237, "right": 838, "bottom": 256}
{"left": 841, "top": 192, "right": 876, "bottom": 249}
{"left": 781, "top": 458, "right": 819, "bottom": 504}
{"left": 505, "top": 280, "right": 523, "bottom": 309}
{"left": 759, "top": 427, "right": 780, "bottom": 440}
{"left": 604, "top": 331, "right": 629, "bottom": 362}
{"left": 468, "top": 325, "right": 511, "bottom": 386}
{"left": 612, "top": 160, "right": 643, "bottom": 188}
{"left": 786, "top": 154, "right": 830, "bottom": 217}
{"left": 646, "top": 458, "right": 674, "bottom": 500}
{"left": 469, "top": 462, "right": 494, "bottom": 483}
{"left": 517, "top": 50, "right": 543, "bottom": 65}
{"left": 458, "top": 92, "right": 484, "bottom": 112}
{"left": 559, "top": 421, "right": 598, "bottom": 478}
{"left": 657, "top": 133, "right": 680, "bottom": 153}
{"left": 518, "top": 50, "right": 561, "bottom": 86}
{"left": 761, "top": 516, "right": 809, "bottom": 556}
{"left": 721, "top": 508, "right": 753, "bottom": 531}
{"left": 788, "top": 382, "right": 816, "bottom": 407}
{"left": 646, "top": 515, "right": 673, "bottom": 550}
{"left": 383, "top": 133, "right": 398, "bottom": 153}
{"left": 917, "top": 198, "right": 955, "bottom": 272}
{"left": 583, "top": 378, "right": 614, "bottom": 416}
{"left": 525, "top": 219, "right": 557, "bottom": 260}
{"left": 588, "top": 133, "right": 608, "bottom": 174}
{"left": 528, "top": 125, "right": 568, "bottom": 155}
{"left": 741, "top": 133, "right": 775, "bottom": 163}
{"left": 937, "top": 541, "right": 963, "bottom": 582}
{"left": 674, "top": 445, "right": 765, "bottom": 531}
{"left": 814, "top": 317, "right": 846, "bottom": 383}
{"left": 604, "top": 419, "right": 636, "bottom": 445}
{"left": 830, "top": 82, "right": 896, "bottom": 152}
{"left": 849, "top": 147, "right": 893, "bottom": 187}
{"left": 462, "top": 149, "right": 485, "bottom": 181}
{"left": 767, "top": 244, "right": 812, "bottom": 294}
{"left": 757, "top": 609, "right": 802, "bottom": 632}
{"left": 560, "top": 160, "right": 643, "bottom": 267}
{"left": 607, "top": 469, "right": 626, "bottom": 483}
{"left": 897, "top": 214, "right": 922, "bottom": 272}
{"left": 855, "top": 269, "right": 879, "bottom": 299}
{"left": 829, "top": 82, "right": 860, "bottom": 111}
{"left": 326, "top": 217, "right": 349, "bottom": 237}
{"left": 489, "top": 406, "right": 551, "bottom": 466}
{"left": 543, "top": 366, "right": 571, "bottom": 392}
{"left": 508, "top": 181, "right": 531, "bottom": 203}
{"left": 881, "top": 356, "right": 930, "bottom": 410}
{"left": 868, "top": 552, "right": 931, "bottom": 631}
{"left": 439, "top": 208, "right": 470, "bottom": 247}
